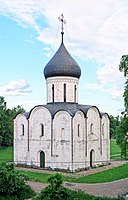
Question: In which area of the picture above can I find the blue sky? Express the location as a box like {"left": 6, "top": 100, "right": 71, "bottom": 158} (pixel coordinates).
{"left": 0, "top": 0, "right": 128, "bottom": 116}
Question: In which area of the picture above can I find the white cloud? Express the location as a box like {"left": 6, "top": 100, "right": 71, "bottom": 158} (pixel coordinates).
{"left": 0, "top": 0, "right": 128, "bottom": 61}
{"left": 0, "top": 0, "right": 127, "bottom": 103}
{"left": 86, "top": 82, "right": 104, "bottom": 92}
{"left": 7, "top": 99, "right": 38, "bottom": 111}
{"left": 8, "top": 99, "right": 37, "bottom": 110}
{"left": 0, "top": 79, "right": 32, "bottom": 96}
{"left": 86, "top": 61, "right": 125, "bottom": 101}
{"left": 96, "top": 62, "right": 125, "bottom": 84}
{"left": 109, "top": 86, "right": 124, "bottom": 101}
{"left": 0, "top": 0, "right": 42, "bottom": 32}
{"left": 25, "top": 39, "right": 33, "bottom": 44}
{"left": 43, "top": 47, "right": 53, "bottom": 57}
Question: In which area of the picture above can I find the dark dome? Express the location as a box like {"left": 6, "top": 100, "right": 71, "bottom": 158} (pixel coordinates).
{"left": 44, "top": 42, "right": 81, "bottom": 79}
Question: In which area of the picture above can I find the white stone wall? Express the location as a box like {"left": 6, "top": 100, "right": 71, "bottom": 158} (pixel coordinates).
{"left": 101, "top": 114, "right": 110, "bottom": 163}
{"left": 28, "top": 106, "right": 52, "bottom": 167}
{"left": 51, "top": 111, "right": 72, "bottom": 170}
{"left": 86, "top": 107, "right": 101, "bottom": 167}
{"left": 73, "top": 111, "right": 86, "bottom": 170}
{"left": 14, "top": 114, "right": 30, "bottom": 165}
{"left": 46, "top": 76, "right": 79, "bottom": 103}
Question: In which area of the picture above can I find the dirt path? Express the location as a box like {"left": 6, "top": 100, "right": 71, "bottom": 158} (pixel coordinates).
{"left": 27, "top": 178, "right": 128, "bottom": 198}
{"left": 65, "top": 179, "right": 128, "bottom": 197}
{"left": 19, "top": 160, "right": 128, "bottom": 198}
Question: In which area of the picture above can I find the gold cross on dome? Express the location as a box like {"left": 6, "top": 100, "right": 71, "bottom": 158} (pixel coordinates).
{"left": 58, "top": 14, "right": 66, "bottom": 43}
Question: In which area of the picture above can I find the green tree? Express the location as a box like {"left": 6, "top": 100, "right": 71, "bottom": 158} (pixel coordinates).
{"left": 116, "top": 116, "right": 128, "bottom": 159}
{"left": 109, "top": 115, "right": 120, "bottom": 139}
{"left": 0, "top": 162, "right": 35, "bottom": 199}
{"left": 119, "top": 55, "right": 128, "bottom": 77}
{"left": 119, "top": 55, "right": 128, "bottom": 110}
{"left": 0, "top": 136, "right": 3, "bottom": 146}
{"left": 0, "top": 96, "right": 25, "bottom": 146}
{"left": 34, "top": 173, "right": 70, "bottom": 200}
{"left": 118, "top": 55, "right": 128, "bottom": 159}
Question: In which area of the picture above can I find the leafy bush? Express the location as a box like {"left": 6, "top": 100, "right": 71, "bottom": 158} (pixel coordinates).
{"left": 33, "top": 173, "right": 70, "bottom": 200}
{"left": 0, "top": 195, "right": 20, "bottom": 200}
{"left": 33, "top": 173, "right": 124, "bottom": 200}
{"left": 66, "top": 190, "right": 125, "bottom": 200}
{"left": 0, "top": 162, "right": 35, "bottom": 199}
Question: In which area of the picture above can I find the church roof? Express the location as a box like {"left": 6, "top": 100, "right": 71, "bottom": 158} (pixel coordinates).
{"left": 44, "top": 102, "right": 101, "bottom": 118}
{"left": 24, "top": 102, "right": 102, "bottom": 119}
{"left": 44, "top": 42, "right": 81, "bottom": 79}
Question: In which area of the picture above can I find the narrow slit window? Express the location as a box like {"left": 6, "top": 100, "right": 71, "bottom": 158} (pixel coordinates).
{"left": 41, "top": 124, "right": 44, "bottom": 136}
{"left": 102, "top": 124, "right": 104, "bottom": 136}
{"left": 21, "top": 124, "right": 24, "bottom": 136}
{"left": 64, "top": 83, "right": 66, "bottom": 102}
{"left": 90, "top": 123, "right": 93, "bottom": 134}
{"left": 52, "top": 84, "right": 54, "bottom": 102}
{"left": 74, "top": 85, "right": 77, "bottom": 102}
{"left": 78, "top": 124, "right": 80, "bottom": 137}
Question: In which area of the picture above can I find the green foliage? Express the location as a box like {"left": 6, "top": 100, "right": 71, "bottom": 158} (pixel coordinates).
{"left": 0, "top": 196, "right": 18, "bottom": 200}
{"left": 109, "top": 113, "right": 127, "bottom": 159}
{"left": 0, "top": 162, "right": 35, "bottom": 199}
{"left": 119, "top": 55, "right": 128, "bottom": 77}
{"left": 109, "top": 115, "right": 120, "bottom": 139}
{"left": 0, "top": 96, "right": 25, "bottom": 146}
{"left": 0, "top": 135, "right": 3, "bottom": 145}
{"left": 33, "top": 173, "right": 124, "bottom": 200}
{"left": 118, "top": 55, "right": 128, "bottom": 158}
{"left": 64, "top": 190, "right": 124, "bottom": 200}
{"left": 123, "top": 79, "right": 128, "bottom": 110}
{"left": 34, "top": 173, "right": 70, "bottom": 200}
{"left": 116, "top": 116, "right": 128, "bottom": 159}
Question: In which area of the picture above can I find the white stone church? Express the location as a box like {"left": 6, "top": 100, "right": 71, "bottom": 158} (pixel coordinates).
{"left": 14, "top": 19, "right": 110, "bottom": 172}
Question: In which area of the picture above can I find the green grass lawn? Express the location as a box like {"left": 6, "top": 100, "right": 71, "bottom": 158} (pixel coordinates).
{"left": 18, "top": 162, "right": 128, "bottom": 184}
{"left": 18, "top": 170, "right": 75, "bottom": 183}
{"left": 18, "top": 170, "right": 52, "bottom": 183}
{"left": 110, "top": 139, "right": 121, "bottom": 159}
{"left": 0, "top": 146, "right": 13, "bottom": 163}
{"left": 74, "top": 163, "right": 128, "bottom": 183}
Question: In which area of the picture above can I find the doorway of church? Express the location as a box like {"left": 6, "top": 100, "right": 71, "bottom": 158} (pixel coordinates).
{"left": 90, "top": 149, "right": 95, "bottom": 167}
{"left": 40, "top": 151, "right": 45, "bottom": 168}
